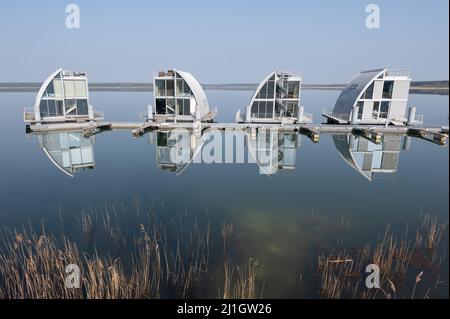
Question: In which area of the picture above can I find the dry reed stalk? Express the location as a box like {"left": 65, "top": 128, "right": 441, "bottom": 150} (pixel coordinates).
{"left": 0, "top": 206, "right": 256, "bottom": 300}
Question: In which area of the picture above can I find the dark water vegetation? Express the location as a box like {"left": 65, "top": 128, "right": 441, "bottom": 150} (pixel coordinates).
{"left": 0, "top": 201, "right": 259, "bottom": 299}
{"left": 317, "top": 214, "right": 448, "bottom": 299}
{"left": 0, "top": 199, "right": 446, "bottom": 299}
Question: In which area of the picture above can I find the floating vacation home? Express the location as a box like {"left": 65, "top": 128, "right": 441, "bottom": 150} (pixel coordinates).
{"left": 236, "top": 70, "right": 312, "bottom": 124}
{"left": 23, "top": 69, "right": 104, "bottom": 124}
{"left": 146, "top": 70, "right": 217, "bottom": 123}
{"left": 323, "top": 69, "right": 422, "bottom": 126}
{"left": 37, "top": 131, "right": 96, "bottom": 177}
{"left": 333, "top": 133, "right": 403, "bottom": 181}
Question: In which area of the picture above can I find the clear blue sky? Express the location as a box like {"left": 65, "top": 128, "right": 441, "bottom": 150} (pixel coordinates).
{"left": 0, "top": 0, "right": 448, "bottom": 83}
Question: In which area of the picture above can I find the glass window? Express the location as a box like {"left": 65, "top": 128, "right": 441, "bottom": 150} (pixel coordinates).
{"left": 155, "top": 80, "right": 165, "bottom": 97}
{"left": 183, "top": 99, "right": 191, "bottom": 115}
{"left": 166, "top": 80, "right": 175, "bottom": 96}
{"left": 39, "top": 100, "right": 48, "bottom": 117}
{"left": 285, "top": 101, "right": 297, "bottom": 117}
{"left": 166, "top": 98, "right": 175, "bottom": 114}
{"left": 287, "top": 81, "right": 300, "bottom": 99}
{"left": 357, "top": 101, "right": 364, "bottom": 119}
{"left": 265, "top": 101, "right": 274, "bottom": 118}
{"left": 184, "top": 83, "right": 192, "bottom": 96}
{"left": 258, "top": 83, "right": 268, "bottom": 99}
{"left": 372, "top": 102, "right": 380, "bottom": 118}
{"left": 44, "top": 82, "right": 55, "bottom": 97}
{"left": 176, "top": 99, "right": 183, "bottom": 115}
{"left": 259, "top": 101, "right": 267, "bottom": 118}
{"left": 157, "top": 132, "right": 168, "bottom": 146}
{"left": 380, "top": 101, "right": 390, "bottom": 118}
{"left": 362, "top": 82, "right": 374, "bottom": 99}
{"left": 382, "top": 81, "right": 394, "bottom": 99}
{"left": 56, "top": 100, "right": 64, "bottom": 116}
{"left": 275, "top": 102, "right": 282, "bottom": 117}
{"left": 156, "top": 99, "right": 166, "bottom": 114}
{"left": 177, "top": 99, "right": 191, "bottom": 116}
{"left": 47, "top": 100, "right": 57, "bottom": 116}
{"left": 267, "top": 81, "right": 274, "bottom": 99}
{"left": 65, "top": 99, "right": 77, "bottom": 115}
{"left": 77, "top": 99, "right": 89, "bottom": 115}
{"left": 251, "top": 102, "right": 259, "bottom": 117}
{"left": 176, "top": 79, "right": 184, "bottom": 96}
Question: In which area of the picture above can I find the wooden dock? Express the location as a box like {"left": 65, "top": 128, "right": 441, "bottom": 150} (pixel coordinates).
{"left": 27, "top": 121, "right": 449, "bottom": 145}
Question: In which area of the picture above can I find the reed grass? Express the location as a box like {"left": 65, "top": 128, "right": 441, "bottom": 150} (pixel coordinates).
{"left": 317, "top": 214, "right": 448, "bottom": 299}
{"left": 0, "top": 206, "right": 259, "bottom": 299}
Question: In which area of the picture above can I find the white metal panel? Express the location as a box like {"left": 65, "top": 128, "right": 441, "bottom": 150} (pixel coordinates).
{"left": 54, "top": 80, "right": 63, "bottom": 98}
{"left": 392, "top": 80, "right": 411, "bottom": 100}
{"left": 81, "top": 147, "right": 94, "bottom": 163}
{"left": 389, "top": 101, "right": 408, "bottom": 121}
{"left": 372, "top": 151, "right": 383, "bottom": 168}
{"left": 62, "top": 150, "right": 71, "bottom": 167}
{"left": 362, "top": 101, "right": 373, "bottom": 120}
{"left": 372, "top": 80, "right": 384, "bottom": 100}
{"left": 70, "top": 149, "right": 82, "bottom": 165}
{"left": 74, "top": 80, "right": 88, "bottom": 98}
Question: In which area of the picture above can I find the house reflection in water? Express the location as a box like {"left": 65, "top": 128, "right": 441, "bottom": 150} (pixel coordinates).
{"left": 37, "top": 131, "right": 95, "bottom": 177}
{"left": 150, "top": 130, "right": 202, "bottom": 174}
{"left": 247, "top": 130, "right": 300, "bottom": 176}
{"left": 149, "top": 129, "right": 300, "bottom": 176}
{"left": 333, "top": 134, "right": 404, "bottom": 181}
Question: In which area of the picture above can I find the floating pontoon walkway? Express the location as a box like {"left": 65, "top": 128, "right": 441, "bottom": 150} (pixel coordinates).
{"left": 27, "top": 121, "right": 449, "bottom": 145}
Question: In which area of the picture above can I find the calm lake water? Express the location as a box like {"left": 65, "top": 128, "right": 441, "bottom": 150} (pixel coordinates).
{"left": 0, "top": 90, "right": 448, "bottom": 298}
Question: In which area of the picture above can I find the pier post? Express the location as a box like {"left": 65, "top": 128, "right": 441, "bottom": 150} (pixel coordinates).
{"left": 351, "top": 106, "right": 359, "bottom": 124}
{"left": 407, "top": 107, "right": 416, "bottom": 126}
{"left": 88, "top": 104, "right": 94, "bottom": 121}
{"left": 403, "top": 135, "right": 412, "bottom": 151}
{"left": 147, "top": 105, "right": 153, "bottom": 122}
{"left": 298, "top": 106, "right": 304, "bottom": 123}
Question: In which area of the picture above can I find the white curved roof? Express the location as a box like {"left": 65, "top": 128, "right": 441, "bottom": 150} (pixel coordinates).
{"left": 34, "top": 68, "right": 63, "bottom": 113}
{"left": 250, "top": 71, "right": 276, "bottom": 102}
{"left": 333, "top": 69, "right": 386, "bottom": 119}
{"left": 176, "top": 70, "right": 209, "bottom": 120}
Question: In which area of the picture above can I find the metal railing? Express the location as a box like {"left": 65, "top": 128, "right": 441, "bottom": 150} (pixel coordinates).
{"left": 139, "top": 110, "right": 149, "bottom": 121}
{"left": 414, "top": 114, "right": 424, "bottom": 124}
{"left": 302, "top": 112, "right": 313, "bottom": 123}
{"left": 93, "top": 109, "right": 105, "bottom": 120}
{"left": 385, "top": 69, "right": 411, "bottom": 78}
{"left": 23, "top": 108, "right": 35, "bottom": 122}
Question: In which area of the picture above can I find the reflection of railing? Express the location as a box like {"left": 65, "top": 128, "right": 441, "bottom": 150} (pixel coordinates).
{"left": 139, "top": 110, "right": 148, "bottom": 121}
{"left": 303, "top": 112, "right": 313, "bottom": 123}
{"left": 414, "top": 114, "right": 424, "bottom": 124}
{"left": 23, "top": 108, "right": 35, "bottom": 122}
{"left": 385, "top": 69, "right": 411, "bottom": 78}
{"left": 94, "top": 109, "right": 105, "bottom": 120}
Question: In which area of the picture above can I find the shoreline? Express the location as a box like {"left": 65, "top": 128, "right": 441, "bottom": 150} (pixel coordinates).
{"left": 0, "top": 82, "right": 448, "bottom": 95}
